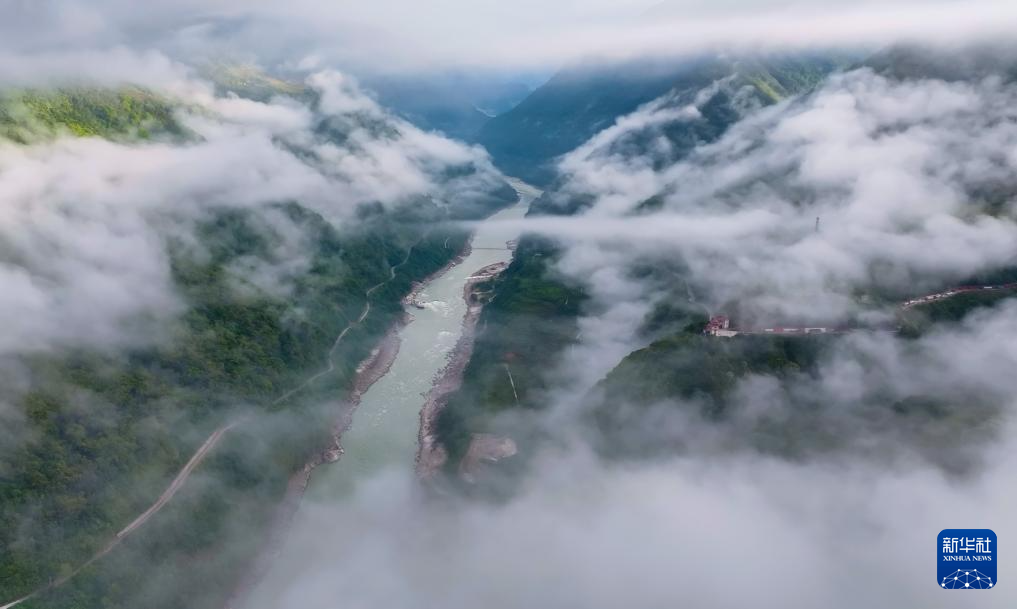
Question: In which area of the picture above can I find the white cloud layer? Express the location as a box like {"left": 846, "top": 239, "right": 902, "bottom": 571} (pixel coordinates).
{"left": 243, "top": 48, "right": 1017, "bottom": 609}
{"left": 3, "top": 3, "right": 1016, "bottom": 607}
{"left": 1, "top": 0, "right": 1016, "bottom": 74}
{"left": 512, "top": 67, "right": 1017, "bottom": 322}
{"left": 0, "top": 69, "right": 501, "bottom": 356}
{"left": 247, "top": 279, "right": 1017, "bottom": 609}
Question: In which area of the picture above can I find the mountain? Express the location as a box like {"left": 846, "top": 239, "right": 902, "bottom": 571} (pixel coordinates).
{"left": 437, "top": 52, "right": 845, "bottom": 465}
{"left": 475, "top": 53, "right": 844, "bottom": 186}
{"left": 201, "top": 63, "right": 311, "bottom": 101}
{"left": 0, "top": 72, "right": 516, "bottom": 609}
{"left": 363, "top": 72, "right": 536, "bottom": 141}
{"left": 864, "top": 43, "right": 1017, "bottom": 83}
{"left": 436, "top": 45, "right": 1017, "bottom": 481}
{"left": 0, "top": 87, "right": 186, "bottom": 142}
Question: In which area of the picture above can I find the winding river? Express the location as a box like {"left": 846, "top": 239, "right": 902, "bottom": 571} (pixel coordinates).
{"left": 311, "top": 179, "right": 536, "bottom": 496}
{"left": 244, "top": 180, "right": 539, "bottom": 607}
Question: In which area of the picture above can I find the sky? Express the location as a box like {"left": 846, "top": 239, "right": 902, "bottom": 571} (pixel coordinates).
{"left": 2, "top": 0, "right": 1016, "bottom": 78}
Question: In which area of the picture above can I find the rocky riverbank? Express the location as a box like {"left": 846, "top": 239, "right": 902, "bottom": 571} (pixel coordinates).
{"left": 403, "top": 241, "right": 474, "bottom": 310}
{"left": 416, "top": 260, "right": 509, "bottom": 480}
{"left": 224, "top": 316, "right": 404, "bottom": 609}
{"left": 229, "top": 185, "right": 534, "bottom": 607}
{"left": 226, "top": 236, "right": 482, "bottom": 608}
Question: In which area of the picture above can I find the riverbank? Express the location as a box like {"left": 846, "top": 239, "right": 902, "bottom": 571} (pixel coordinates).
{"left": 225, "top": 233, "right": 483, "bottom": 608}
{"left": 404, "top": 240, "right": 474, "bottom": 309}
{"left": 224, "top": 315, "right": 405, "bottom": 608}
{"left": 416, "top": 260, "right": 509, "bottom": 480}
{"left": 237, "top": 182, "right": 536, "bottom": 609}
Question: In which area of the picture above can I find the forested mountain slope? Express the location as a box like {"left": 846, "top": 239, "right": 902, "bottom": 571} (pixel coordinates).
{"left": 363, "top": 72, "right": 534, "bottom": 141}
{"left": 438, "top": 53, "right": 843, "bottom": 465}
{"left": 438, "top": 45, "right": 1017, "bottom": 482}
{"left": 0, "top": 88, "right": 186, "bottom": 142}
{"left": 0, "top": 71, "right": 515, "bottom": 609}
{"left": 476, "top": 53, "right": 842, "bottom": 185}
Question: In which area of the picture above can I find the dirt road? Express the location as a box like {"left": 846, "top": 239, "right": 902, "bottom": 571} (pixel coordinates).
{"left": 0, "top": 246, "right": 418, "bottom": 609}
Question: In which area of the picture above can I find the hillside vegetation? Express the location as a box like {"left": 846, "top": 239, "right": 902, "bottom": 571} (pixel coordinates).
{"left": 437, "top": 54, "right": 841, "bottom": 464}
{"left": 0, "top": 88, "right": 185, "bottom": 143}
{"left": 0, "top": 82, "right": 515, "bottom": 609}
{"left": 439, "top": 48, "right": 1016, "bottom": 480}
{"left": 899, "top": 286, "right": 1017, "bottom": 336}
{"left": 477, "top": 54, "right": 842, "bottom": 185}
{"left": 437, "top": 236, "right": 585, "bottom": 465}
{"left": 587, "top": 324, "right": 996, "bottom": 471}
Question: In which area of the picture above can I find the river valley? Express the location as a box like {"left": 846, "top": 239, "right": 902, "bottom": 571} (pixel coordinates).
{"left": 242, "top": 179, "right": 540, "bottom": 608}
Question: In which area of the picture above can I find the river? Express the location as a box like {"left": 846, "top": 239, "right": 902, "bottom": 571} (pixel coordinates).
{"left": 307, "top": 179, "right": 537, "bottom": 497}
{"left": 243, "top": 179, "right": 539, "bottom": 608}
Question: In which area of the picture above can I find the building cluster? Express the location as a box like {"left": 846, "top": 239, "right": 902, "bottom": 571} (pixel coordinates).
{"left": 902, "top": 290, "right": 962, "bottom": 309}
{"left": 704, "top": 315, "right": 842, "bottom": 337}
{"left": 758, "top": 326, "right": 839, "bottom": 335}
{"left": 901, "top": 284, "right": 1017, "bottom": 309}
{"left": 702, "top": 284, "right": 1017, "bottom": 339}
{"left": 703, "top": 315, "right": 739, "bottom": 337}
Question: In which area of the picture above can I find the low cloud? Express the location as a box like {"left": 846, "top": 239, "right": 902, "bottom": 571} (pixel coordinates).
{"left": 0, "top": 68, "right": 501, "bottom": 356}
{"left": 245, "top": 53, "right": 1017, "bottom": 609}
{"left": 254, "top": 412, "right": 1017, "bottom": 609}
{"left": 3, "top": 1, "right": 1017, "bottom": 74}
{"left": 4, "top": 4, "right": 1016, "bottom": 607}
{"left": 510, "top": 67, "right": 1017, "bottom": 324}
{"left": 0, "top": 46, "right": 196, "bottom": 89}
{"left": 244, "top": 292, "right": 1017, "bottom": 608}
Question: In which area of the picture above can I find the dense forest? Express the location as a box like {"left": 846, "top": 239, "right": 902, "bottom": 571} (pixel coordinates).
{"left": 0, "top": 80, "right": 516, "bottom": 609}
{"left": 0, "top": 88, "right": 187, "bottom": 143}
{"left": 437, "top": 54, "right": 841, "bottom": 464}
{"left": 438, "top": 49, "right": 1017, "bottom": 481}
{"left": 588, "top": 260, "right": 1017, "bottom": 463}
{"left": 437, "top": 236, "right": 585, "bottom": 465}
{"left": 476, "top": 54, "right": 843, "bottom": 185}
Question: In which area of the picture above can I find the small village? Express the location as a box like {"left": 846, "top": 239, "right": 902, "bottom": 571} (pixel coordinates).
{"left": 703, "top": 315, "right": 844, "bottom": 337}
{"left": 704, "top": 283, "right": 1017, "bottom": 338}
{"left": 899, "top": 283, "right": 1017, "bottom": 309}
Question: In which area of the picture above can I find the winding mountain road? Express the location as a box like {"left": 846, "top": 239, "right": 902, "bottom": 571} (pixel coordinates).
{"left": 116, "top": 422, "right": 240, "bottom": 540}
{"left": 0, "top": 246, "right": 419, "bottom": 609}
{"left": 271, "top": 250, "right": 412, "bottom": 405}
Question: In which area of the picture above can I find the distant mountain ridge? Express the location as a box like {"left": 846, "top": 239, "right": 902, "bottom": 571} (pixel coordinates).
{"left": 476, "top": 53, "right": 845, "bottom": 186}
{"left": 0, "top": 69, "right": 518, "bottom": 609}
{"left": 363, "top": 72, "right": 536, "bottom": 141}
{"left": 436, "top": 45, "right": 1017, "bottom": 479}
